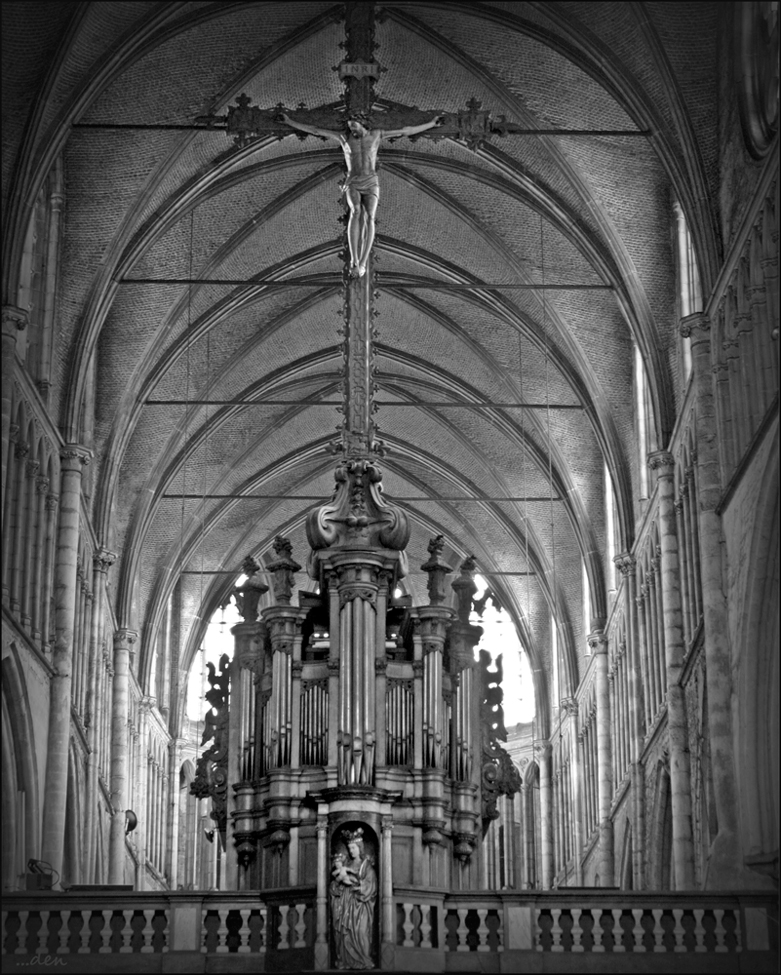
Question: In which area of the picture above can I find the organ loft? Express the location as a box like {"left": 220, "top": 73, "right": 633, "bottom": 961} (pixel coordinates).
{"left": 1, "top": 1, "right": 778, "bottom": 972}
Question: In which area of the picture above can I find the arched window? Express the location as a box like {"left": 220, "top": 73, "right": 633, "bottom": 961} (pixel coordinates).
{"left": 673, "top": 202, "right": 703, "bottom": 384}
{"left": 633, "top": 343, "right": 657, "bottom": 500}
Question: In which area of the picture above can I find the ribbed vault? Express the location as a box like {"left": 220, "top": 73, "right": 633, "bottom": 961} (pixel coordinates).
{"left": 2, "top": 1, "right": 720, "bottom": 737}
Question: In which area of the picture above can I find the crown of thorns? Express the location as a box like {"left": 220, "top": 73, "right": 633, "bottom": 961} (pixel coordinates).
{"left": 345, "top": 112, "right": 373, "bottom": 126}
{"left": 342, "top": 828, "right": 364, "bottom": 843}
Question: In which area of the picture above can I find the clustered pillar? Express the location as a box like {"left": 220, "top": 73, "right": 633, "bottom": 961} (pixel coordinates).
{"left": 590, "top": 628, "right": 614, "bottom": 886}
{"left": 40, "top": 444, "right": 91, "bottom": 880}
{"left": 108, "top": 627, "right": 138, "bottom": 884}
{"left": 682, "top": 311, "right": 743, "bottom": 886}
{"left": 649, "top": 450, "right": 695, "bottom": 889}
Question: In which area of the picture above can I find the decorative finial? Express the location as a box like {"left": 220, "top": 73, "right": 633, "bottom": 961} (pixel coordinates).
{"left": 421, "top": 535, "right": 453, "bottom": 605}
{"left": 266, "top": 536, "right": 302, "bottom": 605}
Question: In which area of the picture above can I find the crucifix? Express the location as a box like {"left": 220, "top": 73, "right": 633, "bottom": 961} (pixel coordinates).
{"left": 199, "top": 1, "right": 521, "bottom": 459}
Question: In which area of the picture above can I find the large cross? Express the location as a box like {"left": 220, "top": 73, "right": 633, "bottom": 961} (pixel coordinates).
{"left": 198, "top": 2, "right": 524, "bottom": 460}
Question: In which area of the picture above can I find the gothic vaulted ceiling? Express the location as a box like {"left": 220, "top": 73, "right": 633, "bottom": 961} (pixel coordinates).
{"left": 2, "top": 2, "right": 721, "bottom": 726}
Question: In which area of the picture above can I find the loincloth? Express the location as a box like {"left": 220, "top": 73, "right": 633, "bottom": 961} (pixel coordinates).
{"left": 341, "top": 172, "right": 380, "bottom": 200}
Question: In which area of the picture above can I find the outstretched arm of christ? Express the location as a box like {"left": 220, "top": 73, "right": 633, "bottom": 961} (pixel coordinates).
{"left": 380, "top": 114, "right": 445, "bottom": 139}
{"left": 279, "top": 113, "right": 343, "bottom": 141}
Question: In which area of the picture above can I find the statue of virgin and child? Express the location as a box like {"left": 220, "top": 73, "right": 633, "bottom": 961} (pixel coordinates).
{"left": 329, "top": 827, "right": 377, "bottom": 970}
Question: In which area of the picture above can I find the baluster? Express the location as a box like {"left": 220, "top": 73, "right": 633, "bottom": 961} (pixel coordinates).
{"left": 495, "top": 910, "right": 504, "bottom": 952}
{"left": 651, "top": 909, "right": 665, "bottom": 951}
{"left": 98, "top": 910, "right": 113, "bottom": 953}
{"left": 215, "top": 908, "right": 229, "bottom": 953}
{"left": 630, "top": 908, "right": 644, "bottom": 952}
{"left": 456, "top": 908, "right": 469, "bottom": 951}
{"left": 35, "top": 911, "right": 51, "bottom": 955}
{"left": 78, "top": 910, "right": 91, "bottom": 952}
{"left": 238, "top": 908, "right": 251, "bottom": 953}
{"left": 571, "top": 908, "right": 583, "bottom": 952}
{"left": 277, "top": 905, "right": 290, "bottom": 950}
{"left": 258, "top": 906, "right": 268, "bottom": 951}
{"left": 610, "top": 909, "right": 625, "bottom": 952}
{"left": 419, "top": 904, "right": 432, "bottom": 949}
{"left": 692, "top": 908, "right": 706, "bottom": 952}
{"left": 713, "top": 908, "right": 728, "bottom": 952}
{"left": 402, "top": 903, "right": 415, "bottom": 947}
{"left": 139, "top": 909, "right": 155, "bottom": 953}
{"left": 15, "top": 910, "right": 29, "bottom": 954}
{"left": 294, "top": 904, "right": 307, "bottom": 948}
{"left": 591, "top": 909, "right": 605, "bottom": 952}
{"left": 533, "top": 908, "right": 544, "bottom": 952}
{"left": 550, "top": 908, "right": 563, "bottom": 952}
{"left": 672, "top": 909, "right": 686, "bottom": 952}
{"left": 119, "top": 910, "right": 134, "bottom": 952}
{"left": 57, "top": 911, "right": 71, "bottom": 953}
{"left": 476, "top": 908, "right": 489, "bottom": 952}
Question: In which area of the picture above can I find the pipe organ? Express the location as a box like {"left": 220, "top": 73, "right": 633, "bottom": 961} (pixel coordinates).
{"left": 193, "top": 458, "right": 521, "bottom": 960}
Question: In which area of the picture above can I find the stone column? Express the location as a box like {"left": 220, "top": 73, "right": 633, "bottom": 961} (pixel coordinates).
{"left": 561, "top": 698, "right": 583, "bottom": 885}
{"left": 40, "top": 444, "right": 91, "bottom": 880}
{"left": 590, "top": 629, "right": 615, "bottom": 886}
{"left": 533, "top": 740, "right": 554, "bottom": 889}
{"left": 648, "top": 451, "right": 695, "bottom": 889}
{"left": 166, "top": 737, "right": 185, "bottom": 890}
{"left": 520, "top": 782, "right": 533, "bottom": 888}
{"left": 314, "top": 815, "right": 329, "bottom": 971}
{"left": 380, "top": 816, "right": 395, "bottom": 971}
{"left": 1, "top": 306, "right": 27, "bottom": 529}
{"left": 681, "top": 311, "right": 745, "bottom": 887}
{"left": 108, "top": 627, "right": 138, "bottom": 884}
{"left": 84, "top": 549, "right": 116, "bottom": 882}
{"left": 615, "top": 554, "right": 646, "bottom": 889}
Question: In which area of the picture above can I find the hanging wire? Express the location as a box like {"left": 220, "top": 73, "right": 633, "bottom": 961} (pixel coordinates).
{"left": 180, "top": 210, "right": 194, "bottom": 588}
{"left": 540, "top": 211, "right": 561, "bottom": 710}
{"left": 518, "top": 325, "right": 532, "bottom": 719}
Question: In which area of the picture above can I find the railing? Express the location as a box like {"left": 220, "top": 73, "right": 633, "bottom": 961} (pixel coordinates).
{"left": 3, "top": 889, "right": 776, "bottom": 969}
{"left": 393, "top": 890, "right": 776, "bottom": 958}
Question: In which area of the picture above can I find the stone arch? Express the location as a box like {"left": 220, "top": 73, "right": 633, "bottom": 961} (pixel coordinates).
{"left": 620, "top": 820, "right": 633, "bottom": 890}
{"left": 0, "top": 645, "right": 41, "bottom": 890}
{"left": 649, "top": 760, "right": 673, "bottom": 890}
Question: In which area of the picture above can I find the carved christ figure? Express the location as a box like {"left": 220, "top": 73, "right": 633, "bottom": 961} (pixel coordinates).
{"left": 280, "top": 112, "right": 444, "bottom": 277}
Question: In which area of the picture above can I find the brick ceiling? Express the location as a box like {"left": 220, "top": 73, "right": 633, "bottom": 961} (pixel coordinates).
{"left": 2, "top": 2, "right": 720, "bottom": 724}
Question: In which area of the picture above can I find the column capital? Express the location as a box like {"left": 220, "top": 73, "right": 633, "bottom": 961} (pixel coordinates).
{"left": 587, "top": 630, "right": 608, "bottom": 654}
{"left": 533, "top": 738, "right": 551, "bottom": 761}
{"left": 2, "top": 305, "right": 28, "bottom": 335}
{"left": 647, "top": 450, "right": 675, "bottom": 477}
{"left": 114, "top": 628, "right": 139, "bottom": 650}
{"left": 613, "top": 552, "right": 636, "bottom": 575}
{"left": 560, "top": 696, "right": 578, "bottom": 718}
{"left": 60, "top": 443, "right": 92, "bottom": 469}
{"left": 94, "top": 549, "right": 118, "bottom": 573}
{"left": 679, "top": 311, "right": 710, "bottom": 341}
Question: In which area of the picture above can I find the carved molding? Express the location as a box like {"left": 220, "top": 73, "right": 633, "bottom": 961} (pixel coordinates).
{"left": 60, "top": 444, "right": 92, "bottom": 468}
{"left": 2, "top": 305, "right": 28, "bottom": 334}
{"left": 340, "top": 586, "right": 377, "bottom": 607}
{"left": 307, "top": 458, "right": 410, "bottom": 554}
{"left": 94, "top": 549, "right": 118, "bottom": 573}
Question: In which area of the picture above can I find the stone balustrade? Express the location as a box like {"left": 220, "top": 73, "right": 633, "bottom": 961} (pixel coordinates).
{"left": 2, "top": 889, "right": 776, "bottom": 971}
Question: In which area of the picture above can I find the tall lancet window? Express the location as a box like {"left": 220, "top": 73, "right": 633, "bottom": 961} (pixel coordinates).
{"left": 582, "top": 559, "right": 591, "bottom": 655}
{"left": 605, "top": 463, "right": 617, "bottom": 606}
{"left": 673, "top": 202, "right": 703, "bottom": 384}
{"left": 634, "top": 343, "right": 657, "bottom": 501}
